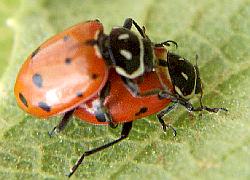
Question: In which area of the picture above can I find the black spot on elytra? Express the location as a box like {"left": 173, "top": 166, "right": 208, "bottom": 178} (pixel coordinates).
{"left": 91, "top": 73, "right": 99, "bottom": 80}
{"left": 32, "top": 73, "right": 43, "bottom": 88}
{"left": 19, "top": 93, "right": 28, "bottom": 107}
{"left": 38, "top": 102, "right": 51, "bottom": 112}
{"left": 65, "top": 58, "right": 72, "bottom": 64}
{"left": 63, "top": 35, "right": 70, "bottom": 41}
{"left": 76, "top": 92, "right": 83, "bottom": 97}
{"left": 31, "top": 47, "right": 40, "bottom": 58}
{"left": 135, "top": 107, "right": 148, "bottom": 116}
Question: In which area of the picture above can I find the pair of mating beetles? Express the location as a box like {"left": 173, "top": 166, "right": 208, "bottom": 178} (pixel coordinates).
{"left": 14, "top": 18, "right": 227, "bottom": 177}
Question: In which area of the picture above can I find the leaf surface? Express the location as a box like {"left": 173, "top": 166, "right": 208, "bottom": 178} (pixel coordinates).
{"left": 0, "top": 0, "right": 249, "bottom": 179}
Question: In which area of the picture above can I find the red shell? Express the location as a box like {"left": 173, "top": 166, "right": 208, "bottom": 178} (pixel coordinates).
{"left": 14, "top": 20, "right": 108, "bottom": 118}
{"left": 74, "top": 68, "right": 174, "bottom": 125}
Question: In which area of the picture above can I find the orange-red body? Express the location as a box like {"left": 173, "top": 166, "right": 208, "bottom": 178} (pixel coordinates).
{"left": 74, "top": 67, "right": 173, "bottom": 125}
{"left": 14, "top": 20, "right": 108, "bottom": 117}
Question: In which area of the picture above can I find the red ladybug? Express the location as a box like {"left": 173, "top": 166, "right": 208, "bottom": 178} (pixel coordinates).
{"left": 14, "top": 20, "right": 108, "bottom": 118}
{"left": 14, "top": 18, "right": 177, "bottom": 126}
{"left": 65, "top": 48, "right": 227, "bottom": 177}
{"left": 14, "top": 18, "right": 227, "bottom": 177}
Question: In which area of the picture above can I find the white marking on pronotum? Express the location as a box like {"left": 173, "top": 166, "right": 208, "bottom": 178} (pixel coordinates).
{"left": 120, "top": 49, "right": 132, "bottom": 60}
{"left": 118, "top": 33, "right": 129, "bottom": 40}
{"left": 175, "top": 66, "right": 197, "bottom": 99}
{"left": 178, "top": 58, "right": 185, "bottom": 61}
{"left": 115, "top": 35, "right": 144, "bottom": 79}
{"left": 181, "top": 72, "right": 188, "bottom": 80}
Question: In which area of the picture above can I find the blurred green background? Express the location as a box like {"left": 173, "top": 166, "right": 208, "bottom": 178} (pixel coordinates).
{"left": 0, "top": 0, "right": 249, "bottom": 179}
{"left": 0, "top": 0, "right": 19, "bottom": 77}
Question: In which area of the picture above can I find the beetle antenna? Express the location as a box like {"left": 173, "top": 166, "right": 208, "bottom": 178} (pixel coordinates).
{"left": 195, "top": 54, "right": 199, "bottom": 67}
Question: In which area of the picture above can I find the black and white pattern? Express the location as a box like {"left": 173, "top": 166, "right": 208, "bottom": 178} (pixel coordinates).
{"left": 167, "top": 53, "right": 198, "bottom": 99}
{"left": 109, "top": 28, "right": 144, "bottom": 79}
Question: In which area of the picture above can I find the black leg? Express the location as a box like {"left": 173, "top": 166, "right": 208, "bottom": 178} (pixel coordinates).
{"left": 67, "top": 122, "right": 133, "bottom": 177}
{"left": 194, "top": 82, "right": 224, "bottom": 113}
{"left": 158, "top": 91, "right": 228, "bottom": 113}
{"left": 178, "top": 90, "right": 228, "bottom": 113}
{"left": 123, "top": 18, "right": 133, "bottom": 29}
{"left": 121, "top": 77, "right": 177, "bottom": 99}
{"left": 123, "top": 18, "right": 178, "bottom": 49}
{"left": 174, "top": 96, "right": 227, "bottom": 113}
{"left": 123, "top": 18, "right": 146, "bottom": 38}
{"left": 48, "top": 109, "right": 75, "bottom": 137}
{"left": 157, "top": 103, "right": 178, "bottom": 136}
{"left": 121, "top": 76, "right": 169, "bottom": 97}
{"left": 189, "top": 105, "right": 228, "bottom": 113}
{"left": 131, "top": 19, "right": 146, "bottom": 38}
{"left": 95, "top": 81, "right": 117, "bottom": 128}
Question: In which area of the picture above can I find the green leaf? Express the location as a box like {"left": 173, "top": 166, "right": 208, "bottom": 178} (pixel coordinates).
{"left": 0, "top": 0, "right": 249, "bottom": 179}
{"left": 0, "top": 0, "right": 20, "bottom": 78}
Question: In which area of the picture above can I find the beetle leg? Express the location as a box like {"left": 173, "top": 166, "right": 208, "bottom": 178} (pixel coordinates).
{"left": 67, "top": 122, "right": 133, "bottom": 177}
{"left": 121, "top": 76, "right": 178, "bottom": 99}
{"left": 121, "top": 76, "right": 166, "bottom": 97}
{"left": 124, "top": 18, "right": 178, "bottom": 49}
{"left": 123, "top": 18, "right": 146, "bottom": 38}
{"left": 198, "top": 106, "right": 228, "bottom": 113}
{"left": 48, "top": 109, "right": 75, "bottom": 137}
{"left": 95, "top": 81, "right": 117, "bottom": 128}
{"left": 156, "top": 103, "right": 178, "bottom": 136}
{"left": 123, "top": 18, "right": 133, "bottom": 29}
{"left": 121, "top": 76, "right": 178, "bottom": 100}
{"left": 188, "top": 103, "right": 228, "bottom": 113}
{"left": 169, "top": 95, "right": 228, "bottom": 113}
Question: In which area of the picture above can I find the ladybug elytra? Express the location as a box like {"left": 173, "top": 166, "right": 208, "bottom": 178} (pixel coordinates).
{"left": 14, "top": 20, "right": 108, "bottom": 118}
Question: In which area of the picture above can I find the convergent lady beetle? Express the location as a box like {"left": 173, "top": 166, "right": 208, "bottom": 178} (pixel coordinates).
{"left": 70, "top": 47, "right": 227, "bottom": 176}
{"left": 14, "top": 18, "right": 177, "bottom": 127}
